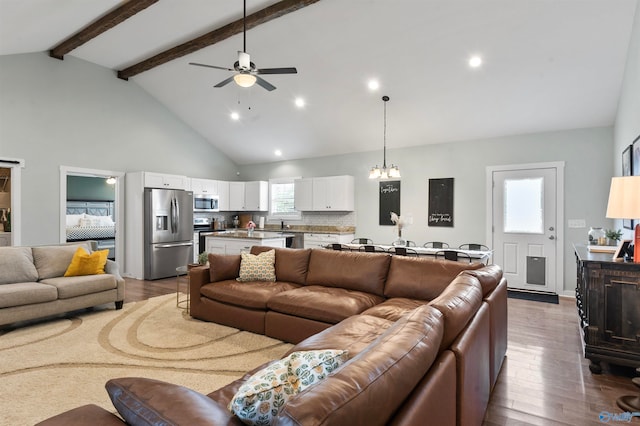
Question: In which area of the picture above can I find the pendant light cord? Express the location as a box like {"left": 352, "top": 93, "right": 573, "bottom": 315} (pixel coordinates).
{"left": 382, "top": 95, "right": 389, "bottom": 169}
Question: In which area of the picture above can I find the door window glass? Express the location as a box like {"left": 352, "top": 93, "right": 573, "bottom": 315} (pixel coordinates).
{"left": 503, "top": 178, "right": 543, "bottom": 234}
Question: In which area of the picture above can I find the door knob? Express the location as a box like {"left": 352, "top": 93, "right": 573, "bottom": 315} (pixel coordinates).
{"left": 549, "top": 235, "right": 555, "bottom": 240}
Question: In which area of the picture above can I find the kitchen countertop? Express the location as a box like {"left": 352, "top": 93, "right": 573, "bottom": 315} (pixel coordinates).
{"left": 202, "top": 230, "right": 296, "bottom": 240}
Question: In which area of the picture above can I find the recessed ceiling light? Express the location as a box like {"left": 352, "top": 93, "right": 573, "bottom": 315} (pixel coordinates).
{"left": 294, "top": 97, "right": 305, "bottom": 108}
{"left": 230, "top": 112, "right": 240, "bottom": 120}
{"left": 469, "top": 56, "right": 482, "bottom": 68}
{"left": 368, "top": 79, "right": 380, "bottom": 91}
{"left": 275, "top": 149, "right": 282, "bottom": 157}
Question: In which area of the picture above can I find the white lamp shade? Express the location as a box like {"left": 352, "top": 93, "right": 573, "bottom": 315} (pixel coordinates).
{"left": 605, "top": 176, "right": 640, "bottom": 219}
{"left": 233, "top": 73, "right": 256, "bottom": 88}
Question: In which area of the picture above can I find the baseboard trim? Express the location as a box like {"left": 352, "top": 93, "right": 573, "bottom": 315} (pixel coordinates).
{"left": 507, "top": 289, "right": 559, "bottom": 304}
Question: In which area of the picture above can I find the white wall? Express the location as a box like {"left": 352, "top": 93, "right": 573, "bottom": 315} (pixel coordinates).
{"left": 239, "top": 126, "right": 614, "bottom": 294}
{"left": 613, "top": 3, "right": 640, "bottom": 240}
{"left": 0, "top": 53, "right": 238, "bottom": 245}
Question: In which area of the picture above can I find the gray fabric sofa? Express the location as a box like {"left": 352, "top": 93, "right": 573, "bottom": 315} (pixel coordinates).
{"left": 0, "top": 242, "right": 125, "bottom": 327}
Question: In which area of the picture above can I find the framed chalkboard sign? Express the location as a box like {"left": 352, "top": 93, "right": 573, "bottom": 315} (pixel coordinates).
{"left": 428, "top": 178, "right": 454, "bottom": 227}
{"left": 379, "top": 181, "right": 401, "bottom": 225}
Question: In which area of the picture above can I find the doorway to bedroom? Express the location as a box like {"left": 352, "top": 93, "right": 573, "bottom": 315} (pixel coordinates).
{"left": 60, "top": 166, "right": 124, "bottom": 265}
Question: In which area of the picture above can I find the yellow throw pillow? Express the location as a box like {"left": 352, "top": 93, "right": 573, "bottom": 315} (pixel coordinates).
{"left": 64, "top": 247, "right": 109, "bottom": 277}
{"left": 237, "top": 249, "right": 276, "bottom": 282}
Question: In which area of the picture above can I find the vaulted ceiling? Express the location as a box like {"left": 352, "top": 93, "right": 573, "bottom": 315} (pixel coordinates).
{"left": 0, "top": 0, "right": 637, "bottom": 165}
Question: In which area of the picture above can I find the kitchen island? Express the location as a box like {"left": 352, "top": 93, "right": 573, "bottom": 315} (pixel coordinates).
{"left": 203, "top": 230, "right": 295, "bottom": 255}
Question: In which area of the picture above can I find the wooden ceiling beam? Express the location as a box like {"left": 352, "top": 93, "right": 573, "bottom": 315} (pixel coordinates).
{"left": 50, "top": 0, "right": 159, "bottom": 60}
{"left": 117, "top": 0, "right": 321, "bottom": 81}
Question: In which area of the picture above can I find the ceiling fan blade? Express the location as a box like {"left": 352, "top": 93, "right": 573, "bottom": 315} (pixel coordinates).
{"left": 189, "top": 62, "right": 234, "bottom": 72}
{"left": 255, "top": 76, "right": 276, "bottom": 91}
{"left": 214, "top": 76, "right": 236, "bottom": 88}
{"left": 238, "top": 51, "right": 251, "bottom": 70}
{"left": 256, "top": 67, "right": 298, "bottom": 75}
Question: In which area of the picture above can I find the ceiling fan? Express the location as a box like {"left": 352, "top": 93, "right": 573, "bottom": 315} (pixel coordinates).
{"left": 189, "top": 0, "right": 297, "bottom": 91}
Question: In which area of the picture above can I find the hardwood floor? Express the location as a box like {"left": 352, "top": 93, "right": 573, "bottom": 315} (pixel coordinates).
{"left": 124, "top": 278, "right": 639, "bottom": 425}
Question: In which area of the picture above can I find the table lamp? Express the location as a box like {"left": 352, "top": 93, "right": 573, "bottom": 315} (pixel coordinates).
{"left": 605, "top": 176, "right": 640, "bottom": 262}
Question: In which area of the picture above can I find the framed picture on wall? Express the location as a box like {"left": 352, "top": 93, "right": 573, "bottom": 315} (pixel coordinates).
{"left": 625, "top": 134, "right": 640, "bottom": 229}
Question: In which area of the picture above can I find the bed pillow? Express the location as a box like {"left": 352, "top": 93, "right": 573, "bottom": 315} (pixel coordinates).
{"left": 237, "top": 250, "right": 276, "bottom": 282}
{"left": 229, "top": 349, "right": 348, "bottom": 425}
{"left": 65, "top": 214, "right": 85, "bottom": 227}
{"left": 64, "top": 247, "right": 109, "bottom": 277}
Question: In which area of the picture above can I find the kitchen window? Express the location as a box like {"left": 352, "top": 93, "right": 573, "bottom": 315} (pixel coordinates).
{"left": 268, "top": 177, "right": 301, "bottom": 220}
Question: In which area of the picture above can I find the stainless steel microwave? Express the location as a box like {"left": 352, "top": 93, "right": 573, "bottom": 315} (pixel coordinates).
{"left": 193, "top": 194, "right": 219, "bottom": 212}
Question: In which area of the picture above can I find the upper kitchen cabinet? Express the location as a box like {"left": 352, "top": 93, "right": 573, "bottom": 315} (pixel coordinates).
{"left": 217, "top": 180, "right": 230, "bottom": 211}
{"left": 144, "top": 172, "right": 188, "bottom": 190}
{"left": 294, "top": 178, "right": 313, "bottom": 211}
{"left": 190, "top": 178, "right": 218, "bottom": 195}
{"left": 229, "top": 181, "right": 268, "bottom": 211}
{"left": 311, "top": 175, "right": 354, "bottom": 211}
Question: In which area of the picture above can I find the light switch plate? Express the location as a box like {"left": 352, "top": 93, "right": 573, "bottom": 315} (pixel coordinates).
{"left": 568, "top": 219, "right": 586, "bottom": 228}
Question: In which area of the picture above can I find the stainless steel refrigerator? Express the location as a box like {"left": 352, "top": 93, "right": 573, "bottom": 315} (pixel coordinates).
{"left": 144, "top": 188, "right": 193, "bottom": 280}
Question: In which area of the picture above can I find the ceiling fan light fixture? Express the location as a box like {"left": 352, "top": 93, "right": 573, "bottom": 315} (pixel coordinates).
{"left": 234, "top": 73, "right": 256, "bottom": 88}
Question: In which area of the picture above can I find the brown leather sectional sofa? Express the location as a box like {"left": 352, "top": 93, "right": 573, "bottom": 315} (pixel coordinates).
{"left": 39, "top": 247, "right": 507, "bottom": 426}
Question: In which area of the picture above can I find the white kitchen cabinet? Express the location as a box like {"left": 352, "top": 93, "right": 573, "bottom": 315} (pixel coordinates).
{"left": 228, "top": 181, "right": 268, "bottom": 211}
{"left": 229, "top": 182, "right": 246, "bottom": 211}
{"left": 205, "top": 236, "right": 285, "bottom": 255}
{"left": 190, "top": 178, "right": 218, "bottom": 195}
{"left": 311, "top": 175, "right": 354, "bottom": 211}
{"left": 245, "top": 181, "right": 269, "bottom": 211}
{"left": 303, "top": 233, "right": 355, "bottom": 249}
{"left": 205, "top": 238, "right": 227, "bottom": 255}
{"left": 217, "top": 180, "right": 230, "bottom": 211}
{"left": 294, "top": 178, "right": 313, "bottom": 211}
{"left": 144, "top": 172, "right": 188, "bottom": 190}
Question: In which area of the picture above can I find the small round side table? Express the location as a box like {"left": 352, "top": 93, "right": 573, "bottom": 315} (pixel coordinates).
{"left": 175, "top": 265, "right": 190, "bottom": 313}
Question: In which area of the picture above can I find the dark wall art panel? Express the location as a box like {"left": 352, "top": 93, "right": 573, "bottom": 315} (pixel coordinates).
{"left": 379, "top": 181, "right": 401, "bottom": 226}
{"left": 428, "top": 178, "right": 454, "bottom": 227}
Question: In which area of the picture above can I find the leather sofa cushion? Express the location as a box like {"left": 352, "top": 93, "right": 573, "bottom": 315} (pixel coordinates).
{"left": 428, "top": 274, "right": 483, "bottom": 350}
{"left": 461, "top": 264, "right": 503, "bottom": 296}
{"left": 0, "top": 247, "right": 38, "bottom": 284}
{"left": 267, "top": 285, "right": 385, "bottom": 324}
{"left": 207, "top": 253, "right": 241, "bottom": 282}
{"left": 288, "top": 314, "right": 394, "bottom": 357}
{"left": 105, "top": 377, "right": 239, "bottom": 426}
{"left": 250, "top": 246, "right": 311, "bottom": 285}
{"left": 384, "top": 256, "right": 483, "bottom": 300}
{"left": 34, "top": 404, "right": 126, "bottom": 426}
{"left": 200, "top": 280, "right": 301, "bottom": 310}
{"left": 361, "top": 297, "right": 426, "bottom": 322}
{"left": 305, "top": 249, "right": 390, "bottom": 296}
{"left": 277, "top": 305, "right": 444, "bottom": 425}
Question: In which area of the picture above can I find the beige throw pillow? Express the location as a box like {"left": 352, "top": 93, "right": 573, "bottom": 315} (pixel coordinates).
{"left": 237, "top": 249, "right": 276, "bottom": 282}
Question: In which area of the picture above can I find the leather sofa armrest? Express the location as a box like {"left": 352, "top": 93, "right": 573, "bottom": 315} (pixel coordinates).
{"left": 189, "top": 266, "right": 210, "bottom": 292}
{"left": 106, "top": 377, "right": 240, "bottom": 426}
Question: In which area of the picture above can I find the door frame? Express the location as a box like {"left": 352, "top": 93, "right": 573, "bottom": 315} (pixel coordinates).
{"left": 0, "top": 157, "right": 25, "bottom": 246}
{"left": 485, "top": 161, "right": 565, "bottom": 295}
{"left": 60, "top": 166, "right": 125, "bottom": 264}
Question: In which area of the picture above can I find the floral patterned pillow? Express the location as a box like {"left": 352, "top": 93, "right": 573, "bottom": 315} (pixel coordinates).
{"left": 237, "top": 249, "right": 276, "bottom": 282}
{"left": 229, "top": 349, "right": 349, "bottom": 425}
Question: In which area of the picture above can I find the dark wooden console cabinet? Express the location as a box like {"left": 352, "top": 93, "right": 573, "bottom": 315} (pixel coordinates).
{"left": 574, "top": 244, "right": 640, "bottom": 373}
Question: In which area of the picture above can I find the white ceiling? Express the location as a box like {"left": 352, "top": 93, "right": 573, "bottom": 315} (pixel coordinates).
{"left": 1, "top": 0, "right": 637, "bottom": 165}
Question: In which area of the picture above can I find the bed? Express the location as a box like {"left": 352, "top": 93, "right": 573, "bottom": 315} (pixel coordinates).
{"left": 66, "top": 201, "right": 116, "bottom": 259}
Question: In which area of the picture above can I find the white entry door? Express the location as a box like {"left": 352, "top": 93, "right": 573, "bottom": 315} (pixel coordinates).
{"left": 491, "top": 166, "right": 560, "bottom": 293}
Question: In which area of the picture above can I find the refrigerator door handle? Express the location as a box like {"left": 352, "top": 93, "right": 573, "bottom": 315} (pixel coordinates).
{"left": 170, "top": 197, "right": 177, "bottom": 234}
{"left": 175, "top": 196, "right": 180, "bottom": 234}
{"left": 156, "top": 242, "right": 193, "bottom": 248}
